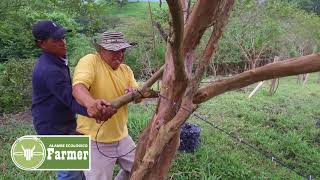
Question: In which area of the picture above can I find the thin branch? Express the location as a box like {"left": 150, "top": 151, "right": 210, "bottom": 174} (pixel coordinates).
{"left": 193, "top": 54, "right": 320, "bottom": 104}
{"left": 191, "top": 0, "right": 235, "bottom": 92}
{"left": 154, "top": 22, "right": 168, "bottom": 42}
{"left": 185, "top": 0, "right": 192, "bottom": 21}
{"left": 148, "top": 1, "right": 156, "bottom": 50}
{"left": 234, "top": 34, "right": 251, "bottom": 62}
{"left": 166, "top": 0, "right": 186, "bottom": 80}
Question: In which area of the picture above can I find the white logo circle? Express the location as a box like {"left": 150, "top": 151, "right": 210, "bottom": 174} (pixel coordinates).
{"left": 11, "top": 136, "right": 46, "bottom": 170}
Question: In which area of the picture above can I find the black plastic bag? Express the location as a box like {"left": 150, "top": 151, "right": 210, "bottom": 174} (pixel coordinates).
{"left": 178, "top": 122, "right": 201, "bottom": 153}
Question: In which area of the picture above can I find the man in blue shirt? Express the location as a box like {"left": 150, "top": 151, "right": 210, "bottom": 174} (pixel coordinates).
{"left": 31, "top": 20, "right": 116, "bottom": 180}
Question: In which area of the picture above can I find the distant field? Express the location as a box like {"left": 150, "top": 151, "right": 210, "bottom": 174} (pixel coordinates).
{"left": 105, "top": 2, "right": 167, "bottom": 18}
{"left": 1, "top": 74, "right": 319, "bottom": 179}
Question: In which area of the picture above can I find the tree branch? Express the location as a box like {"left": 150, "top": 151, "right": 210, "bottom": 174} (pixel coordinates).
{"left": 186, "top": 0, "right": 192, "bottom": 21}
{"left": 234, "top": 34, "right": 251, "bottom": 62}
{"left": 183, "top": 0, "right": 224, "bottom": 53}
{"left": 180, "top": 0, "right": 188, "bottom": 22}
{"left": 166, "top": 0, "right": 185, "bottom": 80}
{"left": 111, "top": 66, "right": 164, "bottom": 108}
{"left": 193, "top": 54, "right": 320, "bottom": 104}
{"left": 193, "top": 0, "right": 235, "bottom": 85}
{"left": 154, "top": 22, "right": 168, "bottom": 42}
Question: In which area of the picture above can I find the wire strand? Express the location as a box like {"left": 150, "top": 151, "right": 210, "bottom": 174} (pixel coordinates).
{"left": 93, "top": 91, "right": 314, "bottom": 179}
{"left": 95, "top": 120, "right": 136, "bottom": 158}
{"left": 157, "top": 93, "right": 313, "bottom": 180}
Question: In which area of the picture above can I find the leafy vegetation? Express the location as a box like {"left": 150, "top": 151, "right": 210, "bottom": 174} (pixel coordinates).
{"left": 286, "top": 0, "right": 320, "bottom": 14}
{"left": 211, "top": 0, "right": 320, "bottom": 74}
{"left": 0, "top": 59, "right": 34, "bottom": 113}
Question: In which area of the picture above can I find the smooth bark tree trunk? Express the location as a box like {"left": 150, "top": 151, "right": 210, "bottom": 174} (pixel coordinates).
{"left": 130, "top": 1, "right": 235, "bottom": 179}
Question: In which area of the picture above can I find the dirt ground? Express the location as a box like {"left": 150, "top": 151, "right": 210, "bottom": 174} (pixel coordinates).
{"left": 0, "top": 110, "right": 32, "bottom": 125}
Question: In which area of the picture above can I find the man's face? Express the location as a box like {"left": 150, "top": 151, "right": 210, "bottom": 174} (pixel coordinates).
{"left": 37, "top": 38, "right": 67, "bottom": 58}
{"left": 100, "top": 48, "right": 125, "bottom": 70}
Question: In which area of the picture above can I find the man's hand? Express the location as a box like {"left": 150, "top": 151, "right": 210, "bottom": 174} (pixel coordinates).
{"left": 125, "top": 87, "right": 142, "bottom": 103}
{"left": 86, "top": 99, "right": 117, "bottom": 123}
{"left": 72, "top": 84, "right": 117, "bottom": 123}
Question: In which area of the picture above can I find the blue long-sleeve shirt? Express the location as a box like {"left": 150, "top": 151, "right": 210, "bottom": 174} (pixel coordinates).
{"left": 32, "top": 51, "right": 88, "bottom": 135}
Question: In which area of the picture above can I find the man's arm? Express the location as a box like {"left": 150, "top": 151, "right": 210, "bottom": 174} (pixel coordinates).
{"left": 45, "top": 70, "right": 111, "bottom": 120}
{"left": 45, "top": 70, "right": 88, "bottom": 115}
{"left": 71, "top": 54, "right": 116, "bottom": 121}
{"left": 73, "top": 83, "right": 117, "bottom": 123}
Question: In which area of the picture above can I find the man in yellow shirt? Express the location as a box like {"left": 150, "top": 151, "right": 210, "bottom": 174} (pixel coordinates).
{"left": 72, "top": 31, "right": 139, "bottom": 180}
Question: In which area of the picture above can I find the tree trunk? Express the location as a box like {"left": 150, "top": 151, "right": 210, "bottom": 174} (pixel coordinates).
{"left": 130, "top": 1, "right": 235, "bottom": 179}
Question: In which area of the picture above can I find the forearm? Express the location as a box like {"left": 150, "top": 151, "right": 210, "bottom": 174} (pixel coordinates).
{"left": 72, "top": 83, "right": 96, "bottom": 108}
{"left": 72, "top": 83, "right": 117, "bottom": 121}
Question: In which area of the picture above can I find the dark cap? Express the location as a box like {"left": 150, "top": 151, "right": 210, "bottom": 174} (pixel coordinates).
{"left": 32, "top": 20, "right": 72, "bottom": 40}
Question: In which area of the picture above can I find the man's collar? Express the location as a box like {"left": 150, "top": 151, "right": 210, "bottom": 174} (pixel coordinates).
{"left": 97, "top": 52, "right": 113, "bottom": 70}
{"left": 60, "top": 58, "right": 68, "bottom": 66}
{"left": 42, "top": 51, "right": 68, "bottom": 67}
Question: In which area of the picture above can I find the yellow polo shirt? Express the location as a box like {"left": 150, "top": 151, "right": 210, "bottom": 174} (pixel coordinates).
{"left": 72, "top": 53, "right": 138, "bottom": 143}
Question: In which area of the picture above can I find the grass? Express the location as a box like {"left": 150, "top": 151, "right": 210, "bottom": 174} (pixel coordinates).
{"left": 1, "top": 74, "right": 320, "bottom": 179}
{"left": 104, "top": 2, "right": 166, "bottom": 18}
{"left": 168, "top": 74, "right": 320, "bottom": 179}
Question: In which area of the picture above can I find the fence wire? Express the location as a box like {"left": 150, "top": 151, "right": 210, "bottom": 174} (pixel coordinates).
{"left": 156, "top": 93, "right": 314, "bottom": 180}
{"left": 95, "top": 90, "right": 315, "bottom": 179}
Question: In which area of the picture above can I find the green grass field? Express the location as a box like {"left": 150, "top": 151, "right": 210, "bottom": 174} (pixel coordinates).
{"left": 104, "top": 2, "right": 166, "bottom": 18}
{"left": 1, "top": 74, "right": 319, "bottom": 179}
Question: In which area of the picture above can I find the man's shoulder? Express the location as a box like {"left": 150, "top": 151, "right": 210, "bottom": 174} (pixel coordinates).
{"left": 33, "top": 56, "right": 50, "bottom": 75}
{"left": 36, "top": 54, "right": 61, "bottom": 69}
{"left": 79, "top": 53, "right": 99, "bottom": 63}
{"left": 120, "top": 64, "right": 133, "bottom": 73}
{"left": 34, "top": 59, "right": 63, "bottom": 78}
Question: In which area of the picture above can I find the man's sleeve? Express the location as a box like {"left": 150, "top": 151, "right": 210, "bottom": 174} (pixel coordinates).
{"left": 45, "top": 70, "right": 88, "bottom": 116}
{"left": 72, "top": 55, "right": 95, "bottom": 88}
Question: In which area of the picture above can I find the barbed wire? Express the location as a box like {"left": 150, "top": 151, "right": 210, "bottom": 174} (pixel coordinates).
{"left": 191, "top": 112, "right": 313, "bottom": 180}
{"left": 156, "top": 93, "right": 314, "bottom": 180}
{"left": 94, "top": 91, "right": 314, "bottom": 179}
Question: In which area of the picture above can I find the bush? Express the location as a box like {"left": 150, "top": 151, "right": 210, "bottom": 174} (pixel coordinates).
{"left": 0, "top": 59, "right": 35, "bottom": 113}
{"left": 114, "top": 17, "right": 166, "bottom": 78}
{"left": 0, "top": 63, "right": 4, "bottom": 73}
{"left": 0, "top": 9, "right": 80, "bottom": 61}
{"left": 67, "top": 33, "right": 95, "bottom": 67}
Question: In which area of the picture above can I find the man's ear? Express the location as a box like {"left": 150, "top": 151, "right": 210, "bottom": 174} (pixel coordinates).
{"left": 35, "top": 40, "right": 45, "bottom": 48}
{"left": 35, "top": 40, "right": 41, "bottom": 48}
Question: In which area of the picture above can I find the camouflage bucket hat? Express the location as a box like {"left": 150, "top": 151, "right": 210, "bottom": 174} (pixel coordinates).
{"left": 95, "top": 31, "right": 132, "bottom": 51}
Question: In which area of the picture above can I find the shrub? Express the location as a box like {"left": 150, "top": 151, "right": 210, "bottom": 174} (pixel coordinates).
{"left": 0, "top": 59, "right": 35, "bottom": 113}
{"left": 114, "top": 17, "right": 166, "bottom": 78}
{"left": 67, "top": 33, "right": 95, "bottom": 67}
